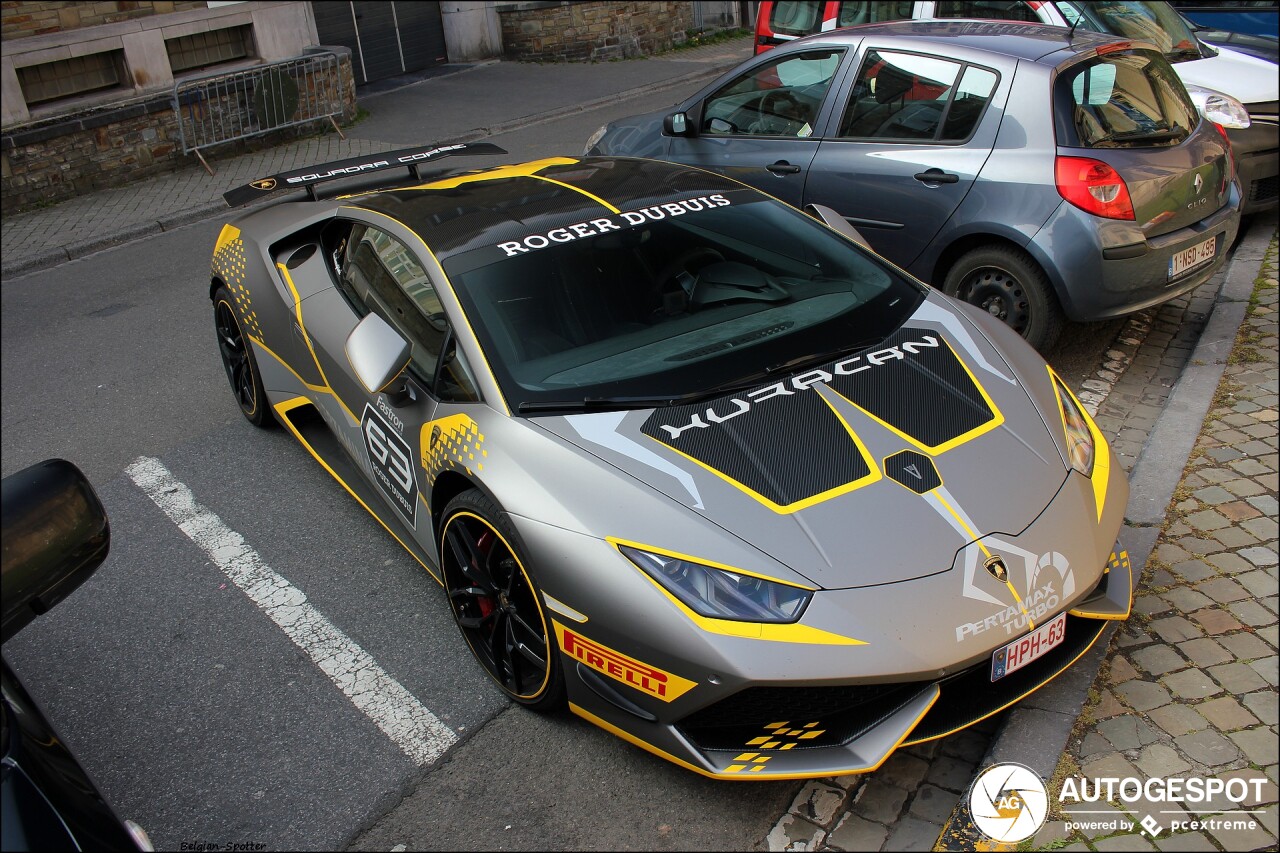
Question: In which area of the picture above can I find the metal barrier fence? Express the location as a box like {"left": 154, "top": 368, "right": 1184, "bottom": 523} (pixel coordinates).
{"left": 172, "top": 50, "right": 348, "bottom": 175}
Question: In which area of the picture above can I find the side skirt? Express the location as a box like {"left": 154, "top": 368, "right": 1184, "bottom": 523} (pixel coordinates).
{"left": 274, "top": 397, "right": 443, "bottom": 586}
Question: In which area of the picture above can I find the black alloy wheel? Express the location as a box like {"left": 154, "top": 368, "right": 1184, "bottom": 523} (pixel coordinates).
{"left": 214, "top": 287, "right": 273, "bottom": 428}
{"left": 440, "top": 490, "right": 563, "bottom": 710}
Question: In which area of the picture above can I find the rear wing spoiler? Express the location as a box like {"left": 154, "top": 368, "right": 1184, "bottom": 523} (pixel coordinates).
{"left": 223, "top": 142, "right": 509, "bottom": 207}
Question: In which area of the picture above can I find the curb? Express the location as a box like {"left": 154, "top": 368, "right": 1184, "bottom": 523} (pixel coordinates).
{"left": 935, "top": 215, "right": 1277, "bottom": 849}
{"left": 0, "top": 63, "right": 730, "bottom": 280}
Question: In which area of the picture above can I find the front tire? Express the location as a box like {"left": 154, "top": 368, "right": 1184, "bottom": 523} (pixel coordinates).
{"left": 213, "top": 286, "right": 273, "bottom": 428}
{"left": 942, "top": 246, "right": 1064, "bottom": 352}
{"left": 440, "top": 489, "right": 565, "bottom": 711}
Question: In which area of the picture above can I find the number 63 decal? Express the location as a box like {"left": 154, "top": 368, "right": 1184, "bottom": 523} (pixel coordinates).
{"left": 361, "top": 404, "right": 418, "bottom": 527}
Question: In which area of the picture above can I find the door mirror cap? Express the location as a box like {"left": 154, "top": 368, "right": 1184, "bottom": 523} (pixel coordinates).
{"left": 346, "top": 312, "right": 411, "bottom": 395}
{"left": 804, "top": 204, "right": 872, "bottom": 251}
{"left": 664, "top": 112, "right": 694, "bottom": 136}
{"left": 2, "top": 459, "right": 110, "bottom": 643}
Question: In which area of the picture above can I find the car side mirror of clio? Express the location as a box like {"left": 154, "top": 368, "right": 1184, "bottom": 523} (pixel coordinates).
{"left": 346, "top": 312, "right": 413, "bottom": 403}
{"left": 664, "top": 112, "right": 694, "bottom": 136}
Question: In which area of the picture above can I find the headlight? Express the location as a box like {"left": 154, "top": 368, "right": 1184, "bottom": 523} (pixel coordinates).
{"left": 618, "top": 545, "right": 812, "bottom": 623}
{"left": 584, "top": 124, "right": 609, "bottom": 155}
{"left": 1052, "top": 375, "right": 1095, "bottom": 478}
{"left": 1185, "top": 85, "right": 1251, "bottom": 129}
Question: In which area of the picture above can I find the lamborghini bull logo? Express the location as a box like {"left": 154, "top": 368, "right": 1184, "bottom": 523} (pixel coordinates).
{"left": 957, "top": 542, "right": 1075, "bottom": 642}
{"left": 660, "top": 335, "right": 941, "bottom": 440}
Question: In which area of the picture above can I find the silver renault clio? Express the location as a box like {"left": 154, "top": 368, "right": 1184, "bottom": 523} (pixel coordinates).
{"left": 588, "top": 20, "right": 1242, "bottom": 350}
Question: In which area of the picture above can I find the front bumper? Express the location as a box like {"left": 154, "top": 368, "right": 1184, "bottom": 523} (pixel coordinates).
{"left": 522, "top": 448, "right": 1131, "bottom": 779}
{"left": 565, "top": 548, "right": 1131, "bottom": 780}
{"left": 1232, "top": 121, "right": 1279, "bottom": 214}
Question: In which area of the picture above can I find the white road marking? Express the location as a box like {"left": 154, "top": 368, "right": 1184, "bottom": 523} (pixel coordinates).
{"left": 126, "top": 456, "right": 457, "bottom": 766}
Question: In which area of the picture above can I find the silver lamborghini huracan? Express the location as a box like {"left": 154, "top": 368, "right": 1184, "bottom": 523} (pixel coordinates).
{"left": 210, "top": 145, "right": 1131, "bottom": 780}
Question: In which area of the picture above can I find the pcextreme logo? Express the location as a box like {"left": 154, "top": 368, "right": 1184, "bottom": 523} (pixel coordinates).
{"left": 969, "top": 763, "right": 1049, "bottom": 843}
{"left": 553, "top": 622, "right": 696, "bottom": 702}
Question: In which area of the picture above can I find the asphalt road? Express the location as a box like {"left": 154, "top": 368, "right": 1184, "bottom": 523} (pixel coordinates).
{"left": 1, "top": 84, "right": 1138, "bottom": 852}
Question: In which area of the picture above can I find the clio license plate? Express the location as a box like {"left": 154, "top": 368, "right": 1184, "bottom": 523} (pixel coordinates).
{"left": 1169, "top": 235, "right": 1217, "bottom": 279}
{"left": 991, "top": 612, "right": 1066, "bottom": 681}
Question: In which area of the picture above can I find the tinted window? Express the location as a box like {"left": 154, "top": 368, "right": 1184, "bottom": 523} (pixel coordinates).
{"left": 769, "top": 0, "right": 824, "bottom": 35}
{"left": 943, "top": 66, "right": 999, "bottom": 140}
{"left": 836, "top": 1, "right": 916, "bottom": 26}
{"left": 441, "top": 194, "right": 924, "bottom": 412}
{"left": 703, "top": 49, "right": 843, "bottom": 137}
{"left": 1050, "top": 1, "right": 1207, "bottom": 59}
{"left": 338, "top": 224, "right": 479, "bottom": 402}
{"left": 935, "top": 1, "right": 1041, "bottom": 22}
{"left": 838, "top": 50, "right": 997, "bottom": 141}
{"left": 1056, "top": 50, "right": 1198, "bottom": 147}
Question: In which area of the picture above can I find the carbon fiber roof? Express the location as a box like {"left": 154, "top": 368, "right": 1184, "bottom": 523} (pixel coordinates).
{"left": 352, "top": 157, "right": 746, "bottom": 260}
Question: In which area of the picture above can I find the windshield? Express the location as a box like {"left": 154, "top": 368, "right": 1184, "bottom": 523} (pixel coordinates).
{"left": 1050, "top": 1, "right": 1207, "bottom": 59}
{"left": 441, "top": 192, "right": 924, "bottom": 413}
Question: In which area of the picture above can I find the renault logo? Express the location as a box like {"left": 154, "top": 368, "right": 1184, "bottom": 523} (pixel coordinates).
{"left": 1193, "top": 174, "right": 1203, "bottom": 195}
{"left": 250, "top": 178, "right": 277, "bottom": 191}
{"left": 984, "top": 555, "right": 1009, "bottom": 583}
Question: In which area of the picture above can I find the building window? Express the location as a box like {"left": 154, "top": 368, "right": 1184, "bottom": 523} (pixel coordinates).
{"left": 17, "top": 51, "right": 126, "bottom": 107}
{"left": 166, "top": 25, "right": 254, "bottom": 75}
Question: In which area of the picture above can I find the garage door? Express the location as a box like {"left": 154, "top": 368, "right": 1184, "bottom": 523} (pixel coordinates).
{"left": 313, "top": 1, "right": 447, "bottom": 86}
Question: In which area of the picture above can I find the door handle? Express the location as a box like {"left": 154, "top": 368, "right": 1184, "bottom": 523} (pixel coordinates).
{"left": 914, "top": 169, "right": 959, "bottom": 184}
{"left": 767, "top": 161, "right": 802, "bottom": 175}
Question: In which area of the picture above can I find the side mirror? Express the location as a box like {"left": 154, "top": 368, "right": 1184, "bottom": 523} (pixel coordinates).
{"left": 804, "top": 203, "right": 873, "bottom": 251}
{"left": 664, "top": 111, "right": 694, "bottom": 137}
{"left": 1, "top": 459, "right": 110, "bottom": 643}
{"left": 346, "top": 312, "right": 411, "bottom": 397}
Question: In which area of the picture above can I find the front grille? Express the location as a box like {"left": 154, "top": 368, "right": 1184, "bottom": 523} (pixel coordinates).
{"left": 677, "top": 681, "right": 931, "bottom": 751}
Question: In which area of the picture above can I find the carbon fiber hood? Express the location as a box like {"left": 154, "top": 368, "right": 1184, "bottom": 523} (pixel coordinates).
{"left": 538, "top": 297, "right": 1071, "bottom": 590}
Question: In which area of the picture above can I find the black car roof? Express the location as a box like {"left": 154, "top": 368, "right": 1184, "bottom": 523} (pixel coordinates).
{"left": 349, "top": 156, "right": 748, "bottom": 261}
{"left": 796, "top": 18, "right": 1121, "bottom": 64}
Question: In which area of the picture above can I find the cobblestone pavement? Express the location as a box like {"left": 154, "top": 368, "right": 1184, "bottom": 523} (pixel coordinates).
{"left": 762, "top": 225, "right": 1278, "bottom": 852}
{"left": 1038, "top": 233, "right": 1279, "bottom": 851}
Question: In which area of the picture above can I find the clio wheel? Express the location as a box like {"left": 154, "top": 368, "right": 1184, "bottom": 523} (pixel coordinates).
{"left": 943, "top": 246, "right": 1064, "bottom": 352}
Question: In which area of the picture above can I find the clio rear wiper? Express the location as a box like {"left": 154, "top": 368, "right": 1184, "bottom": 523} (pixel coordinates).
{"left": 1095, "top": 125, "right": 1184, "bottom": 145}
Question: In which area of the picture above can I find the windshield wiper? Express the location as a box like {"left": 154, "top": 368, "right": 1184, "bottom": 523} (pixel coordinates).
{"left": 517, "top": 396, "right": 690, "bottom": 414}
{"left": 1095, "top": 125, "right": 1184, "bottom": 145}
{"left": 520, "top": 337, "right": 891, "bottom": 416}
{"left": 517, "top": 337, "right": 890, "bottom": 416}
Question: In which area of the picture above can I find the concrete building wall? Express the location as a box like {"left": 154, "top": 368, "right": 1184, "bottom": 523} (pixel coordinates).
{"left": 1, "top": 1, "right": 342, "bottom": 213}
{"left": 440, "top": 1, "right": 501, "bottom": 63}
{"left": 1, "top": 1, "right": 209, "bottom": 40}
{"left": 3, "top": 1, "right": 319, "bottom": 126}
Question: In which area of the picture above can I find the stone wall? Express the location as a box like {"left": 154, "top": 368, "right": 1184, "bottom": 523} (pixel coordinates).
{"left": 1, "top": 47, "right": 356, "bottom": 214}
{"left": 498, "top": 1, "right": 695, "bottom": 62}
{"left": 1, "top": 1, "right": 208, "bottom": 40}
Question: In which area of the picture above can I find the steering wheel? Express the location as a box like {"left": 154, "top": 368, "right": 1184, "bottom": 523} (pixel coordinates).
{"left": 751, "top": 90, "right": 801, "bottom": 134}
{"left": 655, "top": 248, "right": 725, "bottom": 315}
